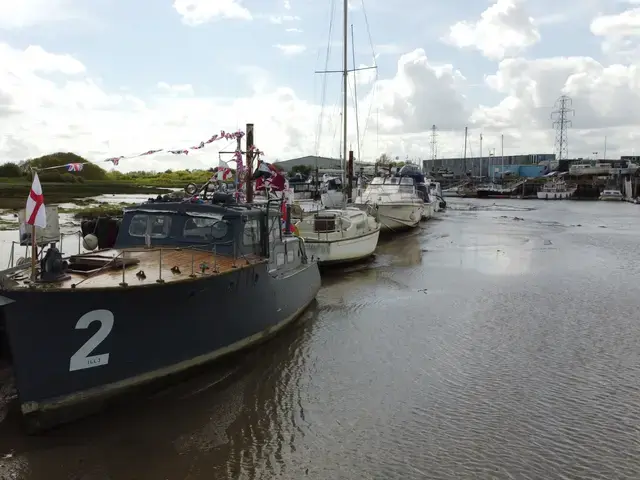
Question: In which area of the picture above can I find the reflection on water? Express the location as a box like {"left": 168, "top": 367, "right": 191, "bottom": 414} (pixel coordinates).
{"left": 2, "top": 198, "right": 640, "bottom": 479}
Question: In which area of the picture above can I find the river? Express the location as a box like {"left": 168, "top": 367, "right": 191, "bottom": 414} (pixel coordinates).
{"left": 0, "top": 198, "right": 639, "bottom": 479}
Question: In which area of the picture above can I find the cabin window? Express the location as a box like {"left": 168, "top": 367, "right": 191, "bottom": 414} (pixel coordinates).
{"left": 183, "top": 217, "right": 229, "bottom": 242}
{"left": 128, "top": 214, "right": 172, "bottom": 239}
{"left": 243, "top": 219, "right": 261, "bottom": 247}
{"left": 287, "top": 249, "right": 294, "bottom": 263}
{"left": 269, "top": 216, "right": 280, "bottom": 242}
{"left": 276, "top": 252, "right": 285, "bottom": 265}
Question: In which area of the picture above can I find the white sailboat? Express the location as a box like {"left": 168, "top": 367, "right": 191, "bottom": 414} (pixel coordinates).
{"left": 296, "top": 207, "right": 380, "bottom": 264}
{"left": 295, "top": 1, "right": 380, "bottom": 264}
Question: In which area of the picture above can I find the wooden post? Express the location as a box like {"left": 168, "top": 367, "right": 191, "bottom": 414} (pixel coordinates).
{"left": 245, "top": 123, "right": 254, "bottom": 203}
{"left": 30, "top": 224, "right": 36, "bottom": 281}
{"left": 347, "top": 150, "right": 354, "bottom": 202}
{"left": 235, "top": 133, "right": 242, "bottom": 197}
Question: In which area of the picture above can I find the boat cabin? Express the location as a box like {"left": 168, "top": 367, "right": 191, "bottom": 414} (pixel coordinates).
{"left": 366, "top": 176, "right": 424, "bottom": 200}
{"left": 115, "top": 202, "right": 273, "bottom": 257}
{"left": 396, "top": 166, "right": 429, "bottom": 201}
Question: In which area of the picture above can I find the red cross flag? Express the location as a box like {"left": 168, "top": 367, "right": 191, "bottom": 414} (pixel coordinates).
{"left": 25, "top": 172, "right": 46, "bottom": 228}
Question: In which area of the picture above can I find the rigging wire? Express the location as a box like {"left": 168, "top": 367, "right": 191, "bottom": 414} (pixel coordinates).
{"left": 356, "top": 0, "right": 378, "bottom": 162}
{"left": 314, "top": 0, "right": 337, "bottom": 157}
{"left": 351, "top": 24, "right": 361, "bottom": 164}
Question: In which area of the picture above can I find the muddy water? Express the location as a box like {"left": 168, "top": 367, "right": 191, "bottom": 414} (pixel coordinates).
{"left": 1, "top": 198, "right": 640, "bottom": 479}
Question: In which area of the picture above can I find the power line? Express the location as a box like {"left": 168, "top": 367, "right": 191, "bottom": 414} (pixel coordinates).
{"left": 551, "top": 95, "right": 574, "bottom": 161}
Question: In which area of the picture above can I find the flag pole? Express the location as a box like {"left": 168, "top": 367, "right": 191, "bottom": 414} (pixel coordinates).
{"left": 30, "top": 169, "right": 37, "bottom": 281}
{"left": 31, "top": 223, "right": 36, "bottom": 281}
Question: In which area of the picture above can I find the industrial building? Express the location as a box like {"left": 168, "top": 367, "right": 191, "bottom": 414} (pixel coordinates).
{"left": 274, "top": 156, "right": 341, "bottom": 171}
{"left": 274, "top": 155, "right": 376, "bottom": 174}
{"left": 423, "top": 153, "right": 556, "bottom": 177}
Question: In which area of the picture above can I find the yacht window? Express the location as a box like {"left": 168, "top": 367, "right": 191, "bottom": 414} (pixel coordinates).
{"left": 128, "top": 214, "right": 172, "bottom": 238}
{"left": 340, "top": 217, "right": 352, "bottom": 229}
{"left": 287, "top": 250, "right": 294, "bottom": 262}
{"left": 386, "top": 177, "right": 399, "bottom": 185}
{"left": 243, "top": 219, "right": 261, "bottom": 246}
{"left": 400, "top": 177, "right": 414, "bottom": 185}
{"left": 276, "top": 252, "right": 285, "bottom": 265}
{"left": 183, "top": 217, "right": 229, "bottom": 241}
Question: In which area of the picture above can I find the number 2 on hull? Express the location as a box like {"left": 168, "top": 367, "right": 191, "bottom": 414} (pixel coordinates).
{"left": 69, "top": 310, "right": 114, "bottom": 372}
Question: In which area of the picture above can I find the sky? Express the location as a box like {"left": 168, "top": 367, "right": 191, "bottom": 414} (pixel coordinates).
{"left": 0, "top": 0, "right": 639, "bottom": 172}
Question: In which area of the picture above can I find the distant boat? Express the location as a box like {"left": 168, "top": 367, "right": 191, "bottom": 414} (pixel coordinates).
{"left": 537, "top": 180, "right": 573, "bottom": 200}
{"left": 476, "top": 184, "right": 511, "bottom": 199}
{"left": 599, "top": 189, "right": 624, "bottom": 201}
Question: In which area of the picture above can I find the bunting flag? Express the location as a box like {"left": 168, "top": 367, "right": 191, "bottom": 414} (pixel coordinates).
{"left": 32, "top": 129, "right": 246, "bottom": 173}
{"left": 103, "top": 130, "right": 245, "bottom": 165}
{"left": 254, "top": 160, "right": 285, "bottom": 192}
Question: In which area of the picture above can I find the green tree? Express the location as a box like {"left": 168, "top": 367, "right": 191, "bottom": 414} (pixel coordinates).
{"left": 22, "top": 152, "right": 108, "bottom": 180}
{"left": 0, "top": 162, "right": 22, "bottom": 177}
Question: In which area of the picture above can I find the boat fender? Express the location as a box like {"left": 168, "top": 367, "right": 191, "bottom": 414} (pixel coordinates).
{"left": 82, "top": 234, "right": 98, "bottom": 251}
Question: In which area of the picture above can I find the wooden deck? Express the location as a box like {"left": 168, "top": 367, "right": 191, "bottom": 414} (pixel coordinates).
{"left": 9, "top": 248, "right": 265, "bottom": 290}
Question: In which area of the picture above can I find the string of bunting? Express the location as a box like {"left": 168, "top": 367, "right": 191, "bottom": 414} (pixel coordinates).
{"left": 35, "top": 129, "right": 247, "bottom": 173}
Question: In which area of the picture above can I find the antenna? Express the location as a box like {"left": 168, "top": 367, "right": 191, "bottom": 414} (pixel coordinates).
{"left": 551, "top": 95, "right": 574, "bottom": 161}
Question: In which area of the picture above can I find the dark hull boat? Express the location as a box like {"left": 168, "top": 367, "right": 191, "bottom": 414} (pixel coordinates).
{"left": 0, "top": 197, "right": 321, "bottom": 432}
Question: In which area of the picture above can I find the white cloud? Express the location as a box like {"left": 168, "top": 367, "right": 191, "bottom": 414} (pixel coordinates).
{"left": 0, "top": 0, "right": 80, "bottom": 29}
{"left": 268, "top": 15, "right": 300, "bottom": 24}
{"left": 173, "top": 0, "right": 251, "bottom": 25}
{"left": 471, "top": 55, "right": 640, "bottom": 158}
{"left": 3, "top": 0, "right": 640, "bottom": 174}
{"left": 444, "top": 0, "right": 540, "bottom": 60}
{"left": 370, "top": 49, "right": 468, "bottom": 134}
{"left": 156, "top": 82, "right": 194, "bottom": 96}
{"left": 286, "top": 27, "right": 303, "bottom": 33}
{"left": 284, "top": 0, "right": 291, "bottom": 10}
{"left": 273, "top": 44, "right": 306, "bottom": 55}
{"left": 591, "top": 7, "right": 640, "bottom": 62}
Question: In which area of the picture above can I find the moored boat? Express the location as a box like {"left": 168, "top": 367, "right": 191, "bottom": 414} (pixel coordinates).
{"left": 537, "top": 180, "right": 573, "bottom": 199}
{"left": 599, "top": 189, "right": 624, "bottom": 201}
{"left": 0, "top": 194, "right": 320, "bottom": 432}
{"left": 353, "top": 176, "right": 425, "bottom": 231}
{"left": 295, "top": 207, "right": 380, "bottom": 265}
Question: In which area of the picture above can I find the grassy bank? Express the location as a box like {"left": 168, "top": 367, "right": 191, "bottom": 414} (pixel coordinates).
{"left": 0, "top": 180, "right": 173, "bottom": 210}
{"left": 59, "top": 203, "right": 135, "bottom": 219}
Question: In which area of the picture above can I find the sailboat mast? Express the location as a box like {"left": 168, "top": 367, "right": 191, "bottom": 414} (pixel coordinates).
{"left": 463, "top": 127, "right": 467, "bottom": 174}
{"left": 342, "top": 0, "right": 348, "bottom": 185}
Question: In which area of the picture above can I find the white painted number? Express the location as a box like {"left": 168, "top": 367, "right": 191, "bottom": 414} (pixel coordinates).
{"left": 69, "top": 309, "right": 114, "bottom": 372}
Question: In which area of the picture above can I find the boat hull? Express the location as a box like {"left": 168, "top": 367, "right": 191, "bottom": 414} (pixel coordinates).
{"left": 375, "top": 203, "right": 424, "bottom": 231}
{"left": 422, "top": 201, "right": 434, "bottom": 218}
{"left": 537, "top": 191, "right": 572, "bottom": 199}
{"left": 599, "top": 196, "right": 623, "bottom": 201}
{"left": 304, "top": 228, "right": 380, "bottom": 265}
{"left": 0, "top": 260, "right": 321, "bottom": 431}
